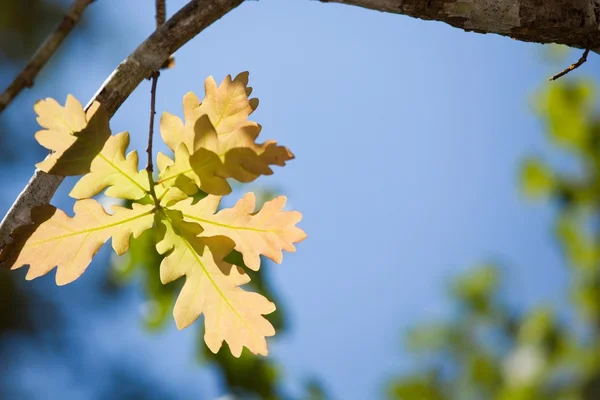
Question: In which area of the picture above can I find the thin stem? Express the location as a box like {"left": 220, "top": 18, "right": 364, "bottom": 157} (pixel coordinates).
{"left": 549, "top": 48, "right": 590, "bottom": 81}
{"left": 146, "top": 71, "right": 160, "bottom": 207}
{"left": 0, "top": 0, "right": 94, "bottom": 114}
{"left": 146, "top": 0, "right": 167, "bottom": 207}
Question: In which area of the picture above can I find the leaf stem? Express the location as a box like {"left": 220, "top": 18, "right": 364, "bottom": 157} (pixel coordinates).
{"left": 146, "top": 71, "right": 160, "bottom": 207}
{"left": 146, "top": 0, "right": 167, "bottom": 208}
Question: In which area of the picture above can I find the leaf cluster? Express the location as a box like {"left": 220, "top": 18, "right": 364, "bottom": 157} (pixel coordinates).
{"left": 1, "top": 72, "right": 306, "bottom": 357}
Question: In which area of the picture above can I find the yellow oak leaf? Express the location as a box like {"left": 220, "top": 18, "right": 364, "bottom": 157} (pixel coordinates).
{"left": 19, "top": 75, "right": 305, "bottom": 358}
{"left": 156, "top": 143, "right": 230, "bottom": 195}
{"left": 159, "top": 92, "right": 203, "bottom": 153}
{"left": 198, "top": 71, "right": 258, "bottom": 139}
{"left": 70, "top": 132, "right": 150, "bottom": 200}
{"left": 196, "top": 72, "right": 293, "bottom": 181}
{"left": 4, "top": 200, "right": 155, "bottom": 285}
{"left": 172, "top": 192, "right": 306, "bottom": 271}
{"left": 34, "top": 95, "right": 111, "bottom": 176}
{"left": 156, "top": 212, "right": 276, "bottom": 356}
{"left": 159, "top": 73, "right": 256, "bottom": 154}
{"left": 158, "top": 72, "right": 293, "bottom": 190}
{"left": 200, "top": 121, "right": 295, "bottom": 183}
{"left": 155, "top": 185, "right": 188, "bottom": 207}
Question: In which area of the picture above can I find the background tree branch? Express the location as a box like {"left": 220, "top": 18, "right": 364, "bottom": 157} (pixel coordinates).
{"left": 0, "top": 0, "right": 94, "bottom": 114}
{"left": 3, "top": 0, "right": 600, "bottom": 261}
{"left": 0, "top": 0, "right": 243, "bottom": 258}
{"left": 321, "top": 0, "right": 600, "bottom": 51}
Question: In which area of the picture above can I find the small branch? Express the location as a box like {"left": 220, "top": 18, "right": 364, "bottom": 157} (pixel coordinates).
{"left": 156, "top": 0, "right": 167, "bottom": 26}
{"left": 0, "top": 0, "right": 244, "bottom": 259}
{"left": 156, "top": 0, "right": 175, "bottom": 70}
{"left": 146, "top": 72, "right": 160, "bottom": 207}
{"left": 0, "top": 0, "right": 94, "bottom": 114}
{"left": 146, "top": 0, "right": 166, "bottom": 207}
{"left": 548, "top": 48, "right": 591, "bottom": 81}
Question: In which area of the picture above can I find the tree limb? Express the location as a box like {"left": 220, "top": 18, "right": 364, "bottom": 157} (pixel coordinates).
{"left": 0, "top": 0, "right": 243, "bottom": 257}
{"left": 320, "top": 0, "right": 600, "bottom": 51}
{"left": 0, "top": 0, "right": 95, "bottom": 114}
{"left": 3, "top": 0, "right": 600, "bottom": 260}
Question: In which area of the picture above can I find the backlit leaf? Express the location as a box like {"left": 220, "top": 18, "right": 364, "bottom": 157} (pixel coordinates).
{"left": 70, "top": 132, "right": 150, "bottom": 200}
{"left": 4, "top": 200, "right": 154, "bottom": 285}
{"left": 34, "top": 95, "right": 111, "bottom": 176}
{"left": 158, "top": 72, "right": 294, "bottom": 190}
{"left": 17, "top": 77, "right": 304, "bottom": 358}
{"left": 156, "top": 212, "right": 276, "bottom": 356}
{"left": 156, "top": 143, "right": 229, "bottom": 195}
{"left": 172, "top": 192, "right": 306, "bottom": 271}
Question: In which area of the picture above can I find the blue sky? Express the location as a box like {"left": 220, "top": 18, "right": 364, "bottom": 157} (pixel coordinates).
{"left": 2, "top": 0, "right": 599, "bottom": 398}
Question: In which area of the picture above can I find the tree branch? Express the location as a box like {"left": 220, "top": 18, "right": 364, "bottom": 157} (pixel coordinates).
{"left": 320, "top": 0, "right": 600, "bottom": 51}
{"left": 156, "top": 0, "right": 167, "bottom": 26}
{"left": 0, "top": 0, "right": 244, "bottom": 257}
{"left": 146, "top": 0, "right": 166, "bottom": 207}
{"left": 5, "top": 0, "right": 600, "bottom": 261}
{"left": 0, "top": 0, "right": 94, "bottom": 114}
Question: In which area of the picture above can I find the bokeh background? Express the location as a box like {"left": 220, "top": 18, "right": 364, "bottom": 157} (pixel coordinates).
{"left": 2, "top": 0, "right": 600, "bottom": 399}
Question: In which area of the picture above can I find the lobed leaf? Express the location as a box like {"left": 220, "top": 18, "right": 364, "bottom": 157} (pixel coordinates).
{"left": 34, "top": 95, "right": 111, "bottom": 176}
{"left": 70, "top": 132, "right": 150, "bottom": 200}
{"left": 156, "top": 142, "right": 229, "bottom": 195}
{"left": 20, "top": 77, "right": 306, "bottom": 358}
{"left": 158, "top": 72, "right": 294, "bottom": 195}
{"left": 172, "top": 193, "right": 306, "bottom": 271}
{"left": 156, "top": 212, "right": 276, "bottom": 356}
{"left": 3, "top": 200, "right": 155, "bottom": 285}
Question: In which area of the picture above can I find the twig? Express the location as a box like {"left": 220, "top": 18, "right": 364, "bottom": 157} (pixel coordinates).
{"left": 0, "top": 0, "right": 244, "bottom": 260}
{"left": 146, "top": 0, "right": 166, "bottom": 206}
{"left": 156, "top": 0, "right": 175, "bottom": 70}
{"left": 146, "top": 72, "right": 160, "bottom": 206}
{"left": 549, "top": 48, "right": 590, "bottom": 81}
{"left": 0, "top": 0, "right": 94, "bottom": 114}
{"left": 156, "top": 0, "right": 167, "bottom": 26}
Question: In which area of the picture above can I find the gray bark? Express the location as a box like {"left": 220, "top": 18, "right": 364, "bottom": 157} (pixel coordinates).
{"left": 321, "top": 0, "right": 600, "bottom": 51}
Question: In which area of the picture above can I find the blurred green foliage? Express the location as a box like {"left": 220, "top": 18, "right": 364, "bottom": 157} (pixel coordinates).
{"left": 0, "top": 0, "right": 70, "bottom": 337}
{"left": 388, "top": 79, "right": 600, "bottom": 400}
{"left": 0, "top": 0, "right": 66, "bottom": 61}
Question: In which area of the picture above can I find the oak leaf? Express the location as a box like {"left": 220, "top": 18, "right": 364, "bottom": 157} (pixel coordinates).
{"left": 158, "top": 72, "right": 294, "bottom": 194}
{"left": 9, "top": 73, "right": 305, "bottom": 358}
{"left": 157, "top": 212, "right": 276, "bottom": 356}
{"left": 156, "top": 142, "right": 229, "bottom": 195}
{"left": 34, "top": 95, "right": 111, "bottom": 176}
{"left": 5, "top": 199, "right": 154, "bottom": 285}
{"left": 70, "top": 132, "right": 150, "bottom": 200}
{"left": 172, "top": 193, "right": 306, "bottom": 271}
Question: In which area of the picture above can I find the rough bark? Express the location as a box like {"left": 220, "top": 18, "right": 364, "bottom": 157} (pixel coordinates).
{"left": 321, "top": 0, "right": 600, "bottom": 51}
{"left": 0, "top": 0, "right": 243, "bottom": 257}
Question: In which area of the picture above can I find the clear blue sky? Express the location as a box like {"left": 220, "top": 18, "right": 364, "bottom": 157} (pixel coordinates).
{"left": 2, "top": 0, "right": 599, "bottom": 398}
